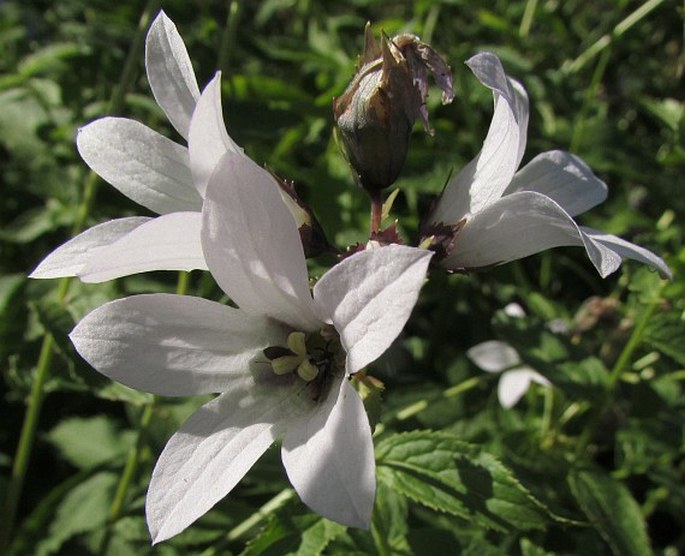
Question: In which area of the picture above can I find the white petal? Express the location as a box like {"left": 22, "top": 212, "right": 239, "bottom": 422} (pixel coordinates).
{"left": 498, "top": 368, "right": 549, "bottom": 409}
{"left": 147, "top": 380, "right": 305, "bottom": 543}
{"left": 202, "top": 151, "right": 320, "bottom": 331}
{"left": 69, "top": 293, "right": 286, "bottom": 396}
{"left": 188, "top": 73, "right": 243, "bottom": 197}
{"left": 498, "top": 369, "right": 532, "bottom": 408}
{"left": 431, "top": 52, "right": 528, "bottom": 224}
{"left": 282, "top": 376, "right": 375, "bottom": 529}
{"left": 580, "top": 227, "right": 672, "bottom": 279}
{"left": 145, "top": 10, "right": 200, "bottom": 140}
{"left": 313, "top": 245, "right": 432, "bottom": 374}
{"left": 504, "top": 150, "right": 608, "bottom": 217}
{"left": 77, "top": 118, "right": 201, "bottom": 214}
{"left": 443, "top": 191, "right": 622, "bottom": 276}
{"left": 467, "top": 340, "right": 521, "bottom": 373}
{"left": 29, "top": 217, "right": 150, "bottom": 279}
{"left": 79, "top": 212, "right": 207, "bottom": 283}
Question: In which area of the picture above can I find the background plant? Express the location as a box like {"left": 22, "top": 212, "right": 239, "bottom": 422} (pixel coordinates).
{"left": 1, "top": 0, "right": 683, "bottom": 554}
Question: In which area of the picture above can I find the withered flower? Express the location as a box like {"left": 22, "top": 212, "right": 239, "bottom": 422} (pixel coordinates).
{"left": 334, "top": 24, "right": 453, "bottom": 192}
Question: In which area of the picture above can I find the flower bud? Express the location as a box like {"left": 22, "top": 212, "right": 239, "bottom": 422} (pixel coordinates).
{"left": 334, "top": 24, "right": 454, "bottom": 192}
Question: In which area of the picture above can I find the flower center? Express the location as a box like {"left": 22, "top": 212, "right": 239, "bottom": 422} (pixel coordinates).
{"left": 263, "top": 326, "right": 342, "bottom": 384}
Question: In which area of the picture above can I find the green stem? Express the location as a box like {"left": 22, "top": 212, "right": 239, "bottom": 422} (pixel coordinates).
{"left": 563, "top": 0, "right": 666, "bottom": 74}
{"left": 570, "top": 46, "right": 611, "bottom": 153}
{"left": 0, "top": 336, "right": 55, "bottom": 551}
{"left": 0, "top": 3, "right": 160, "bottom": 552}
{"left": 199, "top": 489, "right": 295, "bottom": 556}
{"left": 519, "top": 0, "right": 539, "bottom": 38}
{"left": 574, "top": 291, "right": 662, "bottom": 458}
{"left": 391, "top": 375, "right": 483, "bottom": 423}
{"left": 218, "top": 0, "right": 241, "bottom": 79}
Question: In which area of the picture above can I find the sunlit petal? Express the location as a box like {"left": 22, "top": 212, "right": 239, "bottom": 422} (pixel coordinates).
{"left": 504, "top": 150, "right": 608, "bottom": 217}
{"left": 79, "top": 212, "right": 207, "bottom": 283}
{"left": 188, "top": 73, "right": 243, "bottom": 197}
{"left": 29, "top": 217, "right": 150, "bottom": 279}
{"left": 202, "top": 151, "right": 319, "bottom": 331}
{"left": 69, "top": 293, "right": 286, "bottom": 396}
{"left": 313, "top": 244, "right": 432, "bottom": 374}
{"left": 431, "top": 52, "right": 528, "bottom": 223}
{"left": 282, "top": 376, "right": 375, "bottom": 528}
{"left": 145, "top": 10, "right": 200, "bottom": 139}
{"left": 443, "top": 191, "right": 622, "bottom": 275}
{"left": 147, "top": 380, "right": 304, "bottom": 543}
{"left": 77, "top": 117, "right": 201, "bottom": 214}
{"left": 581, "top": 226, "right": 672, "bottom": 279}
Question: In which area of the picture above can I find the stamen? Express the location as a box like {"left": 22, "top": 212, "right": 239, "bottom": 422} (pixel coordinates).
{"left": 272, "top": 355, "right": 300, "bottom": 375}
{"left": 297, "top": 359, "right": 319, "bottom": 382}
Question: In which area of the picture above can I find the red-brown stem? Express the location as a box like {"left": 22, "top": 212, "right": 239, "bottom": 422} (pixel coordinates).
{"left": 370, "top": 190, "right": 383, "bottom": 236}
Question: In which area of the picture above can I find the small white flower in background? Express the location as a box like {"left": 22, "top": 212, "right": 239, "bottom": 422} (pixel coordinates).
{"left": 422, "top": 52, "right": 671, "bottom": 280}
{"left": 69, "top": 147, "right": 432, "bottom": 542}
{"left": 30, "top": 11, "right": 244, "bottom": 283}
{"left": 467, "top": 340, "right": 550, "bottom": 409}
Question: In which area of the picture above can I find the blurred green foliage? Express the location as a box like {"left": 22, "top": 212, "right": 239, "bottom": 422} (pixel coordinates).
{"left": 1, "top": 0, "right": 683, "bottom": 554}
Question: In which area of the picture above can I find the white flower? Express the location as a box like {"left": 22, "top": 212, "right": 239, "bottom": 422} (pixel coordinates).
{"left": 424, "top": 52, "right": 671, "bottom": 280}
{"left": 30, "top": 11, "right": 242, "bottom": 283}
{"left": 69, "top": 147, "right": 433, "bottom": 542}
{"left": 467, "top": 340, "right": 550, "bottom": 409}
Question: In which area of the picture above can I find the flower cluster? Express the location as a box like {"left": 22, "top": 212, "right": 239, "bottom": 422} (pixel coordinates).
{"left": 31, "top": 11, "right": 670, "bottom": 544}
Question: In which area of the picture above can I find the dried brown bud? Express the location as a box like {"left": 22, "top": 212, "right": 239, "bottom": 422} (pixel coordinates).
{"left": 334, "top": 24, "right": 454, "bottom": 192}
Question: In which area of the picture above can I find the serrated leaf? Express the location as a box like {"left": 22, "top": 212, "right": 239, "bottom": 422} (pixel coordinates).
{"left": 240, "top": 512, "right": 346, "bottom": 556}
{"left": 371, "top": 482, "right": 409, "bottom": 554}
{"left": 644, "top": 310, "right": 685, "bottom": 366}
{"left": 376, "top": 431, "right": 552, "bottom": 532}
{"left": 568, "top": 469, "right": 651, "bottom": 556}
{"left": 547, "top": 357, "right": 610, "bottom": 400}
{"left": 46, "top": 415, "right": 135, "bottom": 470}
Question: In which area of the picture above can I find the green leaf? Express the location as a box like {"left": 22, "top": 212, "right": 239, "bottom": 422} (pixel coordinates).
{"left": 371, "top": 482, "right": 409, "bottom": 554}
{"left": 376, "top": 431, "right": 552, "bottom": 532}
{"left": 568, "top": 469, "right": 651, "bottom": 556}
{"left": 644, "top": 310, "right": 685, "bottom": 366}
{"left": 46, "top": 415, "right": 135, "bottom": 470}
{"left": 240, "top": 511, "right": 345, "bottom": 556}
{"left": 36, "top": 471, "right": 118, "bottom": 556}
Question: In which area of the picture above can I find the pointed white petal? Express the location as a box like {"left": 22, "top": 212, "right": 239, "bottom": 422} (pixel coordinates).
{"left": 504, "top": 150, "right": 608, "bottom": 216}
{"left": 147, "top": 380, "right": 305, "bottom": 543}
{"left": 69, "top": 293, "right": 286, "bottom": 396}
{"left": 202, "top": 151, "right": 320, "bottom": 331}
{"left": 188, "top": 73, "right": 243, "bottom": 197}
{"left": 282, "top": 376, "right": 375, "bottom": 529}
{"left": 145, "top": 10, "right": 200, "bottom": 140}
{"left": 498, "top": 368, "right": 549, "bottom": 408}
{"left": 431, "top": 52, "right": 529, "bottom": 224}
{"left": 580, "top": 227, "right": 672, "bottom": 279}
{"left": 498, "top": 369, "right": 533, "bottom": 408}
{"left": 467, "top": 340, "right": 521, "bottom": 373}
{"left": 313, "top": 245, "right": 432, "bottom": 374}
{"left": 79, "top": 212, "right": 207, "bottom": 283}
{"left": 443, "top": 191, "right": 622, "bottom": 276}
{"left": 77, "top": 118, "right": 201, "bottom": 214}
{"left": 29, "top": 217, "right": 150, "bottom": 279}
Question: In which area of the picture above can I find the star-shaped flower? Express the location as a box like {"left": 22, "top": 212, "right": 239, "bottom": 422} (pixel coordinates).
{"left": 423, "top": 52, "right": 670, "bottom": 279}
{"left": 30, "top": 11, "right": 243, "bottom": 283}
{"left": 69, "top": 147, "right": 432, "bottom": 542}
{"left": 467, "top": 340, "right": 550, "bottom": 409}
